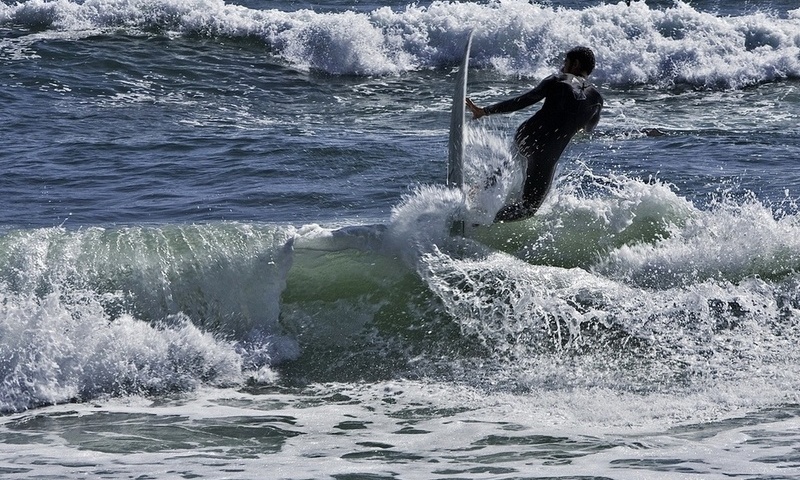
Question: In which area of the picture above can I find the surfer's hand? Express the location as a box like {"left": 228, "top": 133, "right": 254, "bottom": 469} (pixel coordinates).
{"left": 466, "top": 98, "right": 486, "bottom": 120}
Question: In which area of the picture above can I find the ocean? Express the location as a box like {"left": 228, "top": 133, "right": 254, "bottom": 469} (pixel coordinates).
{"left": 2, "top": 0, "right": 800, "bottom": 477}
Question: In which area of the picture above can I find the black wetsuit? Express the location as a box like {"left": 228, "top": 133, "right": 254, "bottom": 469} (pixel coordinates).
{"left": 484, "top": 73, "right": 603, "bottom": 222}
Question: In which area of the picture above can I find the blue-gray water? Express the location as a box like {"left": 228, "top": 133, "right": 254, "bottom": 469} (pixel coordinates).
{"left": 2, "top": 0, "right": 800, "bottom": 478}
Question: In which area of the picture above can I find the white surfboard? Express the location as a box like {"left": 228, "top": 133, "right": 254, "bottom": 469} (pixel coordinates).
{"left": 447, "top": 30, "right": 474, "bottom": 236}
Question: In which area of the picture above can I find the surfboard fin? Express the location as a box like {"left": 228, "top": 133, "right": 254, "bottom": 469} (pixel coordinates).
{"left": 450, "top": 219, "right": 465, "bottom": 237}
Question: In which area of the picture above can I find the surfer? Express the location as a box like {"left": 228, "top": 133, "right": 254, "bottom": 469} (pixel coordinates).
{"left": 466, "top": 46, "right": 603, "bottom": 223}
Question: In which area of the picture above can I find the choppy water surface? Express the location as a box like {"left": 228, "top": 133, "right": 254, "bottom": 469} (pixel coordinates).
{"left": 1, "top": 0, "right": 800, "bottom": 478}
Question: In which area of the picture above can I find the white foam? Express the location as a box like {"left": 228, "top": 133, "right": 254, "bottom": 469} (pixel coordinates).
{"left": 594, "top": 187, "right": 800, "bottom": 287}
{"left": 4, "top": 379, "right": 799, "bottom": 479}
{"left": 0, "top": 286, "right": 245, "bottom": 412}
{"left": 387, "top": 184, "right": 465, "bottom": 264}
{"left": 0, "top": 224, "right": 298, "bottom": 412}
{"left": 418, "top": 168, "right": 800, "bottom": 406}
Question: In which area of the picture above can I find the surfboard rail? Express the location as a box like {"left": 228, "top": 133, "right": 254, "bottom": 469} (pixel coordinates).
{"left": 447, "top": 30, "right": 474, "bottom": 236}
{"left": 447, "top": 30, "right": 474, "bottom": 189}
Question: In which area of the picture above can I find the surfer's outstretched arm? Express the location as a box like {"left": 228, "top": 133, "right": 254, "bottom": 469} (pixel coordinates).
{"left": 465, "top": 77, "right": 553, "bottom": 121}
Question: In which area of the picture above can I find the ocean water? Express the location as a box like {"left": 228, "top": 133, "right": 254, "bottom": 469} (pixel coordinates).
{"left": 2, "top": 0, "right": 800, "bottom": 477}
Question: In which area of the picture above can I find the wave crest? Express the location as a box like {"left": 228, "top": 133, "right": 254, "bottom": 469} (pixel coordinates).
{"left": 3, "top": 0, "right": 798, "bottom": 87}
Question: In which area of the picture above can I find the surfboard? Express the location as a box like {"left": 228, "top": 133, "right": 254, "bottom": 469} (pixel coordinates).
{"left": 447, "top": 30, "right": 474, "bottom": 236}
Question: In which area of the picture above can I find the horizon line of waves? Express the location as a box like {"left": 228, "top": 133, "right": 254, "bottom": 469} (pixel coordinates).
{"left": 2, "top": 0, "right": 798, "bottom": 87}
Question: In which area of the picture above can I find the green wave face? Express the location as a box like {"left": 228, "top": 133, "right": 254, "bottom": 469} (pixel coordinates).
{"left": 3, "top": 171, "right": 800, "bottom": 410}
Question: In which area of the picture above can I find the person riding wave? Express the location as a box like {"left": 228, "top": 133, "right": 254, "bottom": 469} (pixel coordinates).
{"left": 466, "top": 46, "right": 603, "bottom": 223}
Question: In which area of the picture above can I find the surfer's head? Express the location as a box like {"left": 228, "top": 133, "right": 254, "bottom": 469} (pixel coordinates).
{"left": 563, "top": 46, "right": 596, "bottom": 77}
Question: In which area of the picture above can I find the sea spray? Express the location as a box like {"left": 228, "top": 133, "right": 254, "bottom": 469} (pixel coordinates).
{"left": 420, "top": 233, "right": 800, "bottom": 397}
{"left": 462, "top": 120, "right": 522, "bottom": 226}
{"left": 386, "top": 184, "right": 465, "bottom": 266}
{"left": 523, "top": 170, "right": 697, "bottom": 268}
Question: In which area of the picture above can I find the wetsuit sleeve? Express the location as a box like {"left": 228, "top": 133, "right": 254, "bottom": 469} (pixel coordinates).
{"left": 483, "top": 75, "right": 556, "bottom": 115}
{"left": 584, "top": 91, "right": 603, "bottom": 133}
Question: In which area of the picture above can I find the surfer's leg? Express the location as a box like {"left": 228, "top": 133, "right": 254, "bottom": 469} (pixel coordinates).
{"left": 493, "top": 155, "right": 557, "bottom": 223}
{"left": 493, "top": 202, "right": 535, "bottom": 222}
{"left": 492, "top": 183, "right": 547, "bottom": 222}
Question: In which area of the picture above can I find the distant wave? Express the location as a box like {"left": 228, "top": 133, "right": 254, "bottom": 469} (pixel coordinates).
{"left": 2, "top": 0, "right": 799, "bottom": 88}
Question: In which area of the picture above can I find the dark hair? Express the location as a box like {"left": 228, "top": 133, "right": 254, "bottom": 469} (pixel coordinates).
{"left": 566, "top": 46, "right": 596, "bottom": 75}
